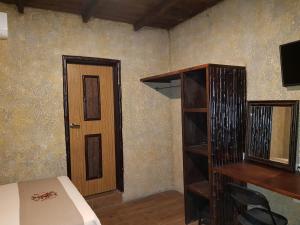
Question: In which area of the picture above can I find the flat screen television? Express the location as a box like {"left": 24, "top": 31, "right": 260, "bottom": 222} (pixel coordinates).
{"left": 280, "top": 40, "right": 300, "bottom": 87}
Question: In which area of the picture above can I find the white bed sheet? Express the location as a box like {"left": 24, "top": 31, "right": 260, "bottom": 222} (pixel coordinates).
{"left": 0, "top": 176, "right": 101, "bottom": 225}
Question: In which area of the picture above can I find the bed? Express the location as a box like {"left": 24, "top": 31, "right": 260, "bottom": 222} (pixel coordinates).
{"left": 0, "top": 176, "right": 101, "bottom": 225}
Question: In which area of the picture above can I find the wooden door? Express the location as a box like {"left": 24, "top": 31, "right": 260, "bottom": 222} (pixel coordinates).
{"left": 67, "top": 64, "right": 116, "bottom": 196}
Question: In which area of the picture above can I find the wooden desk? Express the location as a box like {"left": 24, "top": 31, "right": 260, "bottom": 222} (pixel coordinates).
{"left": 214, "top": 162, "right": 300, "bottom": 200}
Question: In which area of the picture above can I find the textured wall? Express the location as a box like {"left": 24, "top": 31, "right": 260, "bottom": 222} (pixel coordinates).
{"left": 170, "top": 81, "right": 183, "bottom": 193}
{"left": 0, "top": 3, "right": 173, "bottom": 201}
{"left": 169, "top": 0, "right": 300, "bottom": 223}
{"left": 1, "top": 0, "right": 300, "bottom": 215}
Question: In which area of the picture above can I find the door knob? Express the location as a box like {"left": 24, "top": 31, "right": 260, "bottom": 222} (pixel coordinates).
{"left": 70, "top": 123, "right": 80, "bottom": 129}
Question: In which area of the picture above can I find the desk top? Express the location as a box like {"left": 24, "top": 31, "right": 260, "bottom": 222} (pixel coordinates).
{"left": 214, "top": 162, "right": 300, "bottom": 200}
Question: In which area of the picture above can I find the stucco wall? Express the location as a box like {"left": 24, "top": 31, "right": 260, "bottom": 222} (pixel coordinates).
{"left": 0, "top": 3, "right": 173, "bottom": 201}
{"left": 169, "top": 0, "right": 300, "bottom": 223}
{"left": 1, "top": 0, "right": 300, "bottom": 218}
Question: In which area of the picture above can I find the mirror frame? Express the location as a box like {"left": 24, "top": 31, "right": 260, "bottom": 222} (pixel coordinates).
{"left": 245, "top": 100, "right": 299, "bottom": 172}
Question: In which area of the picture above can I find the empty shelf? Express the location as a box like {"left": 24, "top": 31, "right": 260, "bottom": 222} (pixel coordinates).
{"left": 184, "top": 108, "right": 208, "bottom": 113}
{"left": 187, "top": 181, "right": 210, "bottom": 199}
{"left": 185, "top": 144, "right": 208, "bottom": 156}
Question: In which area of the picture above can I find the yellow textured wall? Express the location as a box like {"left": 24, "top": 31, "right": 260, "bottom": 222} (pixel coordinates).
{"left": 1, "top": 1, "right": 300, "bottom": 215}
{"left": 169, "top": 0, "right": 300, "bottom": 223}
{"left": 0, "top": 3, "right": 173, "bottom": 201}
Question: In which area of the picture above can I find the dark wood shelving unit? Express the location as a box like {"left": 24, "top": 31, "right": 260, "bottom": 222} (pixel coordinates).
{"left": 140, "top": 73, "right": 181, "bottom": 83}
{"left": 183, "top": 112, "right": 208, "bottom": 147}
{"left": 140, "top": 64, "right": 209, "bottom": 83}
{"left": 141, "top": 64, "right": 247, "bottom": 225}
{"left": 182, "top": 67, "right": 210, "bottom": 224}
{"left": 187, "top": 181, "right": 210, "bottom": 199}
{"left": 185, "top": 144, "right": 208, "bottom": 156}
{"left": 184, "top": 108, "right": 208, "bottom": 113}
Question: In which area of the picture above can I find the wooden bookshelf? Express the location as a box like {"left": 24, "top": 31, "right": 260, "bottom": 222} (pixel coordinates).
{"left": 187, "top": 181, "right": 210, "bottom": 199}
{"left": 140, "top": 63, "right": 245, "bottom": 83}
{"left": 141, "top": 64, "right": 247, "bottom": 225}
{"left": 182, "top": 68, "right": 210, "bottom": 224}
{"left": 185, "top": 144, "right": 208, "bottom": 157}
{"left": 184, "top": 108, "right": 208, "bottom": 113}
{"left": 140, "top": 64, "right": 209, "bottom": 83}
{"left": 140, "top": 73, "right": 181, "bottom": 83}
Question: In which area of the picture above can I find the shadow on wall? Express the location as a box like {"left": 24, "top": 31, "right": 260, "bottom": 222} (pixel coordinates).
{"left": 143, "top": 80, "right": 181, "bottom": 99}
{"left": 287, "top": 86, "right": 300, "bottom": 91}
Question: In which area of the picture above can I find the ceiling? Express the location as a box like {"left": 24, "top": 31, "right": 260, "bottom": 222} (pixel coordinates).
{"left": 0, "top": 0, "right": 222, "bottom": 30}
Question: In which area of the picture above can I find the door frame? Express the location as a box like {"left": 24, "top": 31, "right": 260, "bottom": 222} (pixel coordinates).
{"left": 62, "top": 55, "right": 124, "bottom": 192}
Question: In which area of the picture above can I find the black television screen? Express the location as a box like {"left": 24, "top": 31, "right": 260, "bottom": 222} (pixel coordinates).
{"left": 280, "top": 40, "right": 300, "bottom": 87}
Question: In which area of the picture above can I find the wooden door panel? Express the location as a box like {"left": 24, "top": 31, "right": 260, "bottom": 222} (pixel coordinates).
{"left": 85, "top": 134, "right": 102, "bottom": 180}
{"left": 83, "top": 75, "right": 101, "bottom": 120}
{"left": 67, "top": 64, "right": 116, "bottom": 196}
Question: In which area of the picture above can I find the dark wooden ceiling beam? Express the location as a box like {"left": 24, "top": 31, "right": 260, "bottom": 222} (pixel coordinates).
{"left": 82, "top": 0, "right": 101, "bottom": 23}
{"left": 16, "top": 0, "right": 24, "bottom": 13}
{"left": 134, "top": 0, "right": 182, "bottom": 31}
{"left": 7, "top": 0, "right": 222, "bottom": 29}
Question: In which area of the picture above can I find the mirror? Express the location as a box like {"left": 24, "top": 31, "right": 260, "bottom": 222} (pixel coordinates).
{"left": 246, "top": 100, "right": 299, "bottom": 172}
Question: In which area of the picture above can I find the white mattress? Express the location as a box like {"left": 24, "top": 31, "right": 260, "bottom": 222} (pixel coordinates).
{"left": 0, "top": 176, "right": 101, "bottom": 225}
